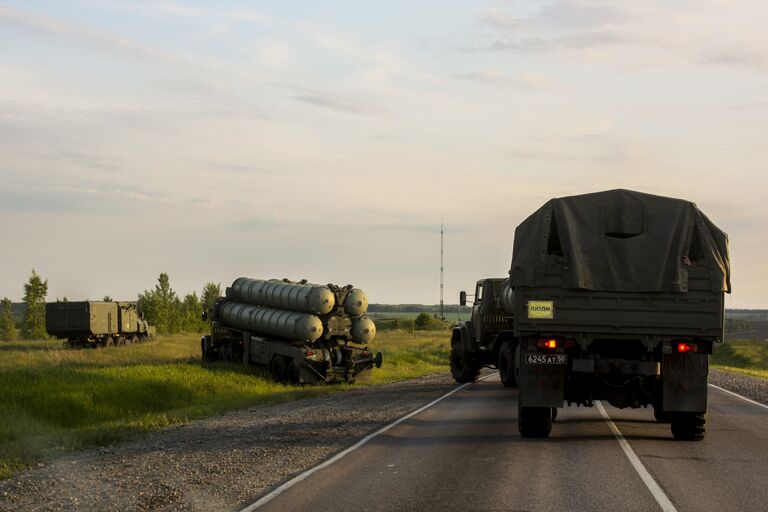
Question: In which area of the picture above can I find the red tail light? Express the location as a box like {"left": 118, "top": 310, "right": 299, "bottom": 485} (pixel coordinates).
{"left": 538, "top": 339, "right": 558, "bottom": 349}
{"left": 306, "top": 351, "right": 314, "bottom": 357}
{"left": 677, "top": 343, "right": 697, "bottom": 353}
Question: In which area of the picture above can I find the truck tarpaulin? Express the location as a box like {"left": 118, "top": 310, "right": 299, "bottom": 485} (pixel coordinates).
{"left": 509, "top": 189, "right": 730, "bottom": 293}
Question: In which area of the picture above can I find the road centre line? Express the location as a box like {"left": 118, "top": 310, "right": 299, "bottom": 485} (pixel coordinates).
{"left": 596, "top": 401, "right": 678, "bottom": 512}
{"left": 239, "top": 373, "right": 498, "bottom": 511}
{"left": 708, "top": 384, "right": 768, "bottom": 410}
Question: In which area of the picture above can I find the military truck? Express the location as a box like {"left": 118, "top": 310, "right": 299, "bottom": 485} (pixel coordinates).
{"left": 451, "top": 189, "right": 730, "bottom": 440}
{"left": 202, "top": 277, "right": 383, "bottom": 384}
{"left": 46, "top": 301, "right": 156, "bottom": 348}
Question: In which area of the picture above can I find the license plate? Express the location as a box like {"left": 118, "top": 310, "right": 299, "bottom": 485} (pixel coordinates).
{"left": 525, "top": 354, "right": 567, "bottom": 365}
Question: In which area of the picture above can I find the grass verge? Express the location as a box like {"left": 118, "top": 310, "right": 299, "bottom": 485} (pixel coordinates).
{"left": 0, "top": 329, "right": 450, "bottom": 479}
{"left": 711, "top": 339, "right": 768, "bottom": 380}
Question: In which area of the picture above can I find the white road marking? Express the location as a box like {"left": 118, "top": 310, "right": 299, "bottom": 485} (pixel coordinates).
{"left": 708, "top": 384, "right": 768, "bottom": 410}
{"left": 596, "top": 401, "right": 678, "bottom": 512}
{"left": 239, "top": 373, "right": 497, "bottom": 511}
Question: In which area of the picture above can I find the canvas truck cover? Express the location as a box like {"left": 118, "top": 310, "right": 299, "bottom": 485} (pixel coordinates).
{"left": 509, "top": 189, "right": 730, "bottom": 293}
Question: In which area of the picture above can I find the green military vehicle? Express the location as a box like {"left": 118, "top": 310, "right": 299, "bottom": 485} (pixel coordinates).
{"left": 46, "top": 301, "right": 156, "bottom": 348}
{"left": 202, "top": 277, "right": 382, "bottom": 384}
{"left": 451, "top": 189, "right": 730, "bottom": 440}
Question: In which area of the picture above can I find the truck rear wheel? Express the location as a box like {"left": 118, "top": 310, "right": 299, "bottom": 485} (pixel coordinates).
{"left": 671, "top": 412, "right": 706, "bottom": 441}
{"left": 450, "top": 339, "right": 480, "bottom": 383}
{"left": 518, "top": 401, "right": 552, "bottom": 438}
{"left": 498, "top": 342, "right": 517, "bottom": 388}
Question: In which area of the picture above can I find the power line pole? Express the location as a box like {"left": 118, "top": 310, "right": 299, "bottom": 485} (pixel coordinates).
{"left": 440, "top": 220, "right": 445, "bottom": 321}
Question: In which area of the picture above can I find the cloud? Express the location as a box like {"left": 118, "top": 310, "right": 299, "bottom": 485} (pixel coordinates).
{"left": 699, "top": 47, "right": 768, "bottom": 71}
{"left": 50, "top": 150, "right": 123, "bottom": 172}
{"left": 0, "top": 5, "right": 185, "bottom": 65}
{"left": 0, "top": 182, "right": 169, "bottom": 214}
{"left": 273, "top": 83, "right": 378, "bottom": 116}
{"left": 455, "top": 70, "right": 559, "bottom": 90}
{"left": 207, "top": 163, "right": 272, "bottom": 175}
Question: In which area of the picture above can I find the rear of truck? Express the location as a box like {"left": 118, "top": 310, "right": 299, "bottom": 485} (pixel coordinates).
{"left": 510, "top": 190, "right": 730, "bottom": 440}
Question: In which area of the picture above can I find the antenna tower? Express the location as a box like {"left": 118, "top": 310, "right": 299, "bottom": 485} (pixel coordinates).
{"left": 440, "top": 221, "right": 445, "bottom": 321}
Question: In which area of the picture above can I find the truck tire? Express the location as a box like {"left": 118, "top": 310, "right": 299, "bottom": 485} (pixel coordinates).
{"left": 498, "top": 342, "right": 517, "bottom": 388}
{"left": 671, "top": 412, "right": 706, "bottom": 441}
{"left": 518, "top": 401, "right": 552, "bottom": 438}
{"left": 450, "top": 339, "right": 480, "bottom": 383}
{"left": 653, "top": 406, "right": 671, "bottom": 423}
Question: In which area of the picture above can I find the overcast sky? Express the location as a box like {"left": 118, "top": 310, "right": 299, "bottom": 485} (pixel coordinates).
{"left": 1, "top": 0, "right": 766, "bottom": 307}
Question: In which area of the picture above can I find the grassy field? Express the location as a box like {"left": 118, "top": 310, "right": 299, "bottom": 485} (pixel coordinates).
{"left": 711, "top": 339, "right": 768, "bottom": 379}
{"left": 0, "top": 330, "right": 450, "bottom": 479}
{"left": 367, "top": 312, "right": 467, "bottom": 323}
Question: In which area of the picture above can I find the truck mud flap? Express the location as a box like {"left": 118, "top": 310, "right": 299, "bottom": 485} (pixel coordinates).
{"left": 662, "top": 352, "right": 708, "bottom": 413}
{"left": 519, "top": 360, "right": 565, "bottom": 407}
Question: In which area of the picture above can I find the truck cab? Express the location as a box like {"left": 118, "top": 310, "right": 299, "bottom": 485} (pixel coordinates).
{"left": 451, "top": 278, "right": 516, "bottom": 384}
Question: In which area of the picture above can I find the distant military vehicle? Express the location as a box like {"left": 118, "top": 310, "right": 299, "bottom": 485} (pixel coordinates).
{"left": 46, "top": 301, "right": 156, "bottom": 348}
{"left": 451, "top": 189, "right": 729, "bottom": 440}
{"left": 202, "top": 277, "right": 383, "bottom": 384}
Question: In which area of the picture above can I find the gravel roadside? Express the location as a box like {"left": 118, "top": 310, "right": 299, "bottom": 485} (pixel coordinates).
{"left": 709, "top": 368, "right": 768, "bottom": 406}
{"left": 2, "top": 369, "right": 765, "bottom": 512}
{"left": 0, "top": 374, "right": 456, "bottom": 512}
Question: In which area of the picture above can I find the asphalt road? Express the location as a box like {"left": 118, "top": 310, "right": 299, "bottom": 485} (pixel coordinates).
{"left": 248, "top": 374, "right": 768, "bottom": 512}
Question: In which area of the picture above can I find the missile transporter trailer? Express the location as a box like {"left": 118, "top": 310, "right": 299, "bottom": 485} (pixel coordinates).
{"left": 451, "top": 190, "right": 730, "bottom": 440}
{"left": 46, "top": 301, "right": 156, "bottom": 348}
{"left": 202, "top": 277, "right": 383, "bottom": 384}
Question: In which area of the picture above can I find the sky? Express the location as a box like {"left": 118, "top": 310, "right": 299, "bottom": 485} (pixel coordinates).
{"left": 0, "top": 0, "right": 766, "bottom": 307}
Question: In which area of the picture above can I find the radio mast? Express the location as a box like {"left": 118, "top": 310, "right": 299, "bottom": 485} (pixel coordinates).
{"left": 440, "top": 221, "right": 445, "bottom": 321}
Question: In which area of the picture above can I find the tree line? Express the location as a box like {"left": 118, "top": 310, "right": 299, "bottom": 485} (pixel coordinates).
{"left": 0, "top": 270, "right": 221, "bottom": 341}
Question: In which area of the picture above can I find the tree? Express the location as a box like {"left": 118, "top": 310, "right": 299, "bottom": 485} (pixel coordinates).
{"left": 181, "top": 292, "right": 205, "bottom": 332}
{"left": 0, "top": 297, "right": 16, "bottom": 341}
{"left": 22, "top": 269, "right": 48, "bottom": 340}
{"left": 138, "top": 273, "right": 180, "bottom": 334}
{"left": 102, "top": 295, "right": 113, "bottom": 302}
{"left": 201, "top": 282, "right": 221, "bottom": 317}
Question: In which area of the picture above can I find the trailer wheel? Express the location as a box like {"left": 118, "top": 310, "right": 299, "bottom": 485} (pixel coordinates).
{"left": 671, "top": 412, "right": 706, "bottom": 441}
{"left": 287, "top": 364, "right": 302, "bottom": 385}
{"left": 450, "top": 339, "right": 480, "bottom": 383}
{"left": 498, "top": 342, "right": 518, "bottom": 388}
{"left": 104, "top": 336, "right": 115, "bottom": 347}
{"left": 270, "top": 356, "right": 288, "bottom": 383}
{"left": 518, "top": 401, "right": 552, "bottom": 438}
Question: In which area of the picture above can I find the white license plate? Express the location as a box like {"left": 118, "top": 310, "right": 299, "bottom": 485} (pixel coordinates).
{"left": 525, "top": 354, "right": 568, "bottom": 365}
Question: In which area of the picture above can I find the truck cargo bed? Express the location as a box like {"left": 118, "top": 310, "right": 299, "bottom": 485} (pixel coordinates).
{"left": 514, "top": 267, "right": 723, "bottom": 339}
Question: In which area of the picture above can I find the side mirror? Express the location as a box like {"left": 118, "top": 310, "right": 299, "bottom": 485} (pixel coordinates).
{"left": 459, "top": 291, "right": 466, "bottom": 306}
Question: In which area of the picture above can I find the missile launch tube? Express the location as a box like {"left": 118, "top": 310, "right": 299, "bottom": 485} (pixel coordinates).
{"left": 351, "top": 316, "right": 376, "bottom": 344}
{"left": 343, "top": 288, "right": 369, "bottom": 317}
{"left": 220, "top": 302, "right": 323, "bottom": 342}
{"left": 230, "top": 278, "right": 335, "bottom": 315}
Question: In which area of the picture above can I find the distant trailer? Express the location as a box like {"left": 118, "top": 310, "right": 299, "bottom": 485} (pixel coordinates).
{"left": 45, "top": 301, "right": 156, "bottom": 348}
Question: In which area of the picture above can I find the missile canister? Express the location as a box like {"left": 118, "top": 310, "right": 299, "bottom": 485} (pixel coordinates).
{"left": 230, "top": 277, "right": 335, "bottom": 315}
{"left": 343, "top": 288, "right": 369, "bottom": 317}
{"left": 220, "top": 302, "right": 323, "bottom": 342}
{"left": 351, "top": 316, "right": 376, "bottom": 344}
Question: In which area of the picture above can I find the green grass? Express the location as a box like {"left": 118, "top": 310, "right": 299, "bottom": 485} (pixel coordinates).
{"left": 0, "top": 329, "right": 451, "bottom": 479}
{"left": 711, "top": 339, "right": 768, "bottom": 380}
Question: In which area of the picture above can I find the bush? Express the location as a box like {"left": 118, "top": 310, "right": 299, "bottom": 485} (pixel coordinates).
{"left": 414, "top": 312, "right": 433, "bottom": 330}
